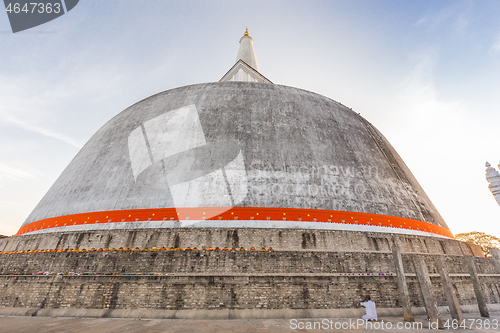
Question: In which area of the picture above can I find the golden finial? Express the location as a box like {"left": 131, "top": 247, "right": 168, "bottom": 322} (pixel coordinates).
{"left": 244, "top": 28, "right": 249, "bottom": 36}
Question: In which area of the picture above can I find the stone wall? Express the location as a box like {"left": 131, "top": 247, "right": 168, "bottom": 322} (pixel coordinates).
{"left": 0, "top": 251, "right": 396, "bottom": 275}
{"left": 0, "top": 273, "right": 498, "bottom": 311}
{"left": 0, "top": 250, "right": 498, "bottom": 311}
{"left": 0, "top": 251, "right": 493, "bottom": 276}
{"left": 0, "top": 228, "right": 484, "bottom": 256}
{"left": 0, "top": 229, "right": 492, "bottom": 315}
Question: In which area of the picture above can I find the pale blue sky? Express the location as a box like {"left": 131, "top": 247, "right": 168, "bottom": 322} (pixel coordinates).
{"left": 1, "top": 0, "right": 499, "bottom": 236}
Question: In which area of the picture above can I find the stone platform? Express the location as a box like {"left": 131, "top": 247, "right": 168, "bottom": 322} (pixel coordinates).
{"left": 1, "top": 249, "right": 499, "bottom": 315}
{"left": 0, "top": 228, "right": 497, "bottom": 320}
{"left": 2, "top": 309, "right": 500, "bottom": 332}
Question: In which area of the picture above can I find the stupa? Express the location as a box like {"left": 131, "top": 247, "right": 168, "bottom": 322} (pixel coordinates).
{"left": 0, "top": 30, "right": 498, "bottom": 321}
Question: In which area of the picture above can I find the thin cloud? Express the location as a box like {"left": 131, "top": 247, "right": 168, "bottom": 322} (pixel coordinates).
{"left": 416, "top": 9, "right": 452, "bottom": 28}
{"left": 1, "top": 116, "right": 82, "bottom": 148}
{"left": 0, "top": 163, "right": 39, "bottom": 184}
{"left": 415, "top": 4, "right": 470, "bottom": 37}
{"left": 492, "top": 34, "right": 500, "bottom": 52}
{"left": 398, "top": 49, "right": 467, "bottom": 141}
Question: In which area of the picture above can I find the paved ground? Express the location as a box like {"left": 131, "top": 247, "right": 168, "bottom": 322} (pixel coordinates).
{"left": 1, "top": 312, "right": 500, "bottom": 332}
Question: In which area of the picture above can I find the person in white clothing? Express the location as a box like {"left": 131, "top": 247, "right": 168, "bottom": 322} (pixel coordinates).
{"left": 360, "top": 295, "right": 377, "bottom": 322}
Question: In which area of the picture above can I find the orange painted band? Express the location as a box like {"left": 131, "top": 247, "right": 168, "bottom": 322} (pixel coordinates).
{"left": 16, "top": 207, "right": 454, "bottom": 238}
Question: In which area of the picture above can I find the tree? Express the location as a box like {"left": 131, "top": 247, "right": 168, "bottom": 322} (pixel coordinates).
{"left": 455, "top": 231, "right": 500, "bottom": 257}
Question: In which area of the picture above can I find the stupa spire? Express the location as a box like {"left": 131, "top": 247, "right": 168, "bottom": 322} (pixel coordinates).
{"left": 219, "top": 29, "right": 272, "bottom": 84}
{"left": 236, "top": 29, "right": 259, "bottom": 71}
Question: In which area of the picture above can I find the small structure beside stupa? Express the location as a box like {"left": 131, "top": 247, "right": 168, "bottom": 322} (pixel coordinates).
{"left": 486, "top": 162, "right": 500, "bottom": 206}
